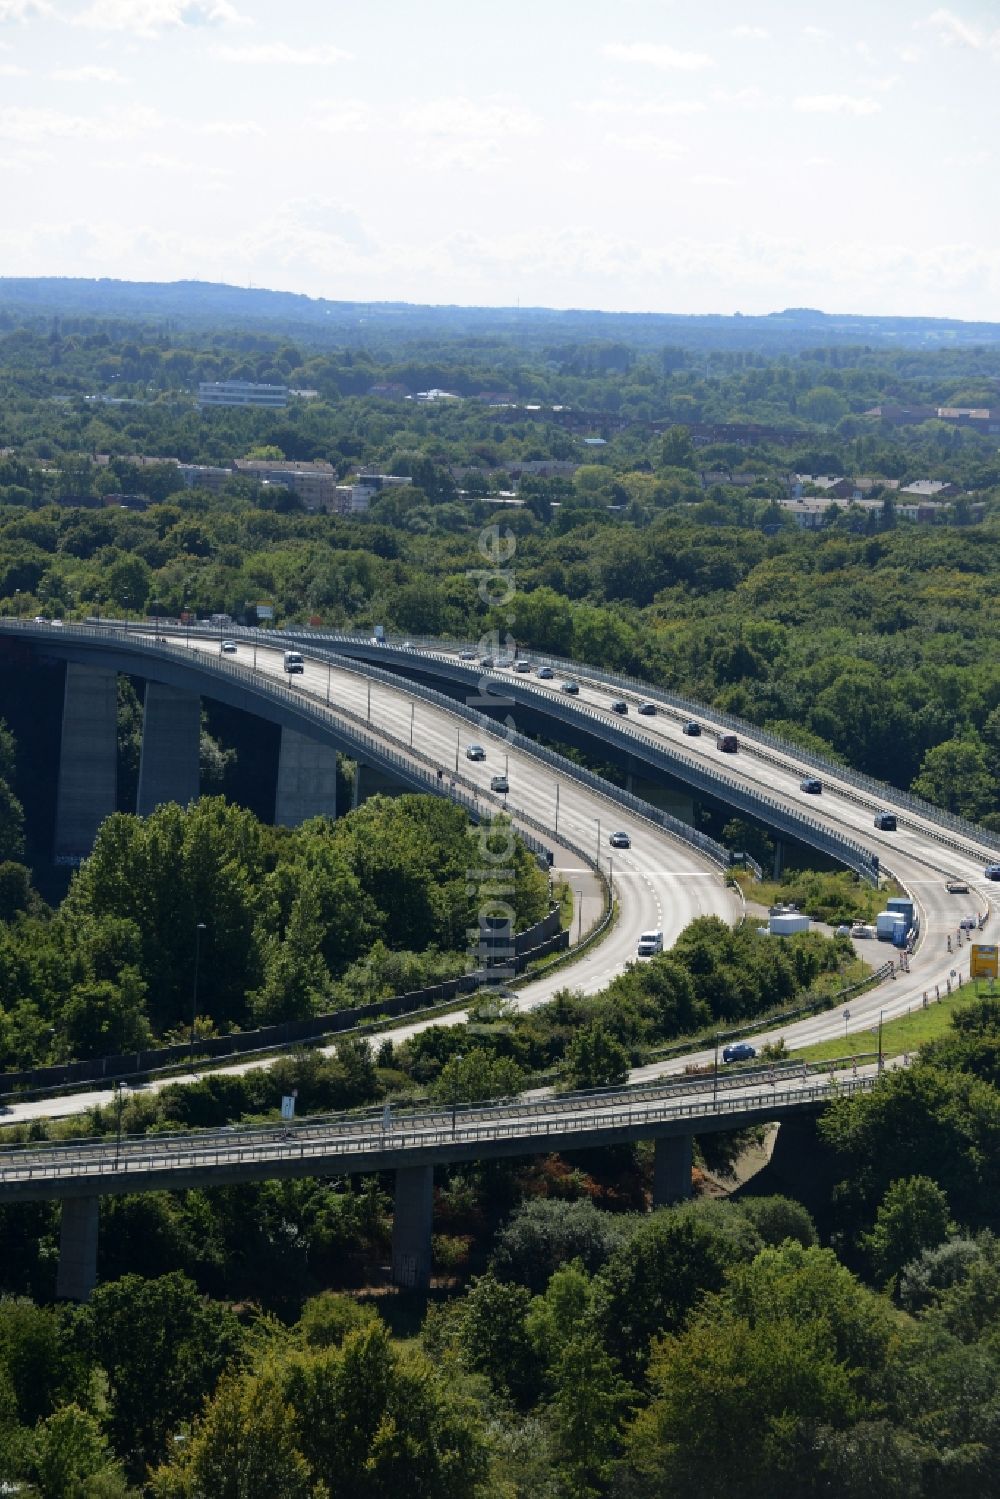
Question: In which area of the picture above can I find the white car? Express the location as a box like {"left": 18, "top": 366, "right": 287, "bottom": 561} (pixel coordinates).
{"left": 636, "top": 929, "right": 663, "bottom": 957}
{"left": 221, "top": 640, "right": 238, "bottom": 654}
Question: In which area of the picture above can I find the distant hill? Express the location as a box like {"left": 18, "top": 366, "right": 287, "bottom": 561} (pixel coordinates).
{"left": 1, "top": 276, "right": 999, "bottom": 355}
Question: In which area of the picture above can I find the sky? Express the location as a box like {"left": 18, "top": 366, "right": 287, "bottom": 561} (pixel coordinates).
{"left": 0, "top": 0, "right": 996, "bottom": 320}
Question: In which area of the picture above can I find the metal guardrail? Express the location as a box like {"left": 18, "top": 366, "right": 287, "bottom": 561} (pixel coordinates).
{"left": 0, "top": 1071, "right": 877, "bottom": 1192}
{"left": 284, "top": 626, "right": 1000, "bottom": 860}
{"left": 304, "top": 640, "right": 878, "bottom": 883}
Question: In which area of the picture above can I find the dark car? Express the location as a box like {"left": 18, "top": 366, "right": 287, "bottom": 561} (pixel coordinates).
{"left": 986, "top": 865, "right": 1000, "bottom": 882}
{"left": 561, "top": 680, "right": 580, "bottom": 695}
{"left": 479, "top": 656, "right": 495, "bottom": 669}
{"left": 682, "top": 721, "right": 701, "bottom": 736}
{"left": 610, "top": 699, "right": 628, "bottom": 715}
{"left": 637, "top": 701, "right": 657, "bottom": 716}
{"left": 800, "top": 777, "right": 822, "bottom": 794}
{"left": 722, "top": 1042, "right": 757, "bottom": 1064}
{"left": 609, "top": 831, "right": 631, "bottom": 849}
{"left": 460, "top": 650, "right": 476, "bottom": 661}
{"left": 465, "top": 744, "right": 486, "bottom": 762}
{"left": 716, "top": 733, "right": 738, "bottom": 753}
{"left": 874, "top": 811, "right": 897, "bottom": 831}
{"left": 490, "top": 774, "right": 509, "bottom": 794}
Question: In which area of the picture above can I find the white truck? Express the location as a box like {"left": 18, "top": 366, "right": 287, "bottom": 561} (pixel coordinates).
{"left": 283, "top": 651, "right": 304, "bottom": 675}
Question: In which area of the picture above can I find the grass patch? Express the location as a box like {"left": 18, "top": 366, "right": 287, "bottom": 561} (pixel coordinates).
{"left": 735, "top": 868, "right": 900, "bottom": 926}
{"left": 790, "top": 981, "right": 992, "bottom": 1065}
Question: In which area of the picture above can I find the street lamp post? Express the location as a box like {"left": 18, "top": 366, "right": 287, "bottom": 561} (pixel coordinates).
{"left": 326, "top": 662, "right": 331, "bottom": 705}
{"left": 714, "top": 1034, "right": 720, "bottom": 1105}
{"left": 114, "top": 1080, "right": 126, "bottom": 1169}
{"left": 575, "top": 889, "right": 583, "bottom": 942}
{"left": 410, "top": 701, "right": 415, "bottom": 747}
{"left": 367, "top": 681, "right": 371, "bottom": 722}
{"left": 596, "top": 817, "right": 601, "bottom": 863}
{"left": 190, "top": 922, "right": 206, "bottom": 1060}
{"left": 455, "top": 726, "right": 460, "bottom": 773}
{"left": 878, "top": 1009, "right": 884, "bottom": 1073}
{"left": 554, "top": 783, "right": 560, "bottom": 836}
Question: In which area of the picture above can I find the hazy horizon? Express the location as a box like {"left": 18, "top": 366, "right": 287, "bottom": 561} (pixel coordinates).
{"left": 0, "top": 1, "right": 995, "bottom": 321}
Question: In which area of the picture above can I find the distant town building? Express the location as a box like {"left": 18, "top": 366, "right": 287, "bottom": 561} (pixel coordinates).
{"left": 409, "top": 388, "right": 461, "bottom": 403}
{"left": 348, "top": 472, "right": 413, "bottom": 513}
{"left": 232, "top": 459, "right": 338, "bottom": 510}
{"left": 177, "top": 463, "right": 234, "bottom": 493}
{"left": 198, "top": 381, "right": 288, "bottom": 410}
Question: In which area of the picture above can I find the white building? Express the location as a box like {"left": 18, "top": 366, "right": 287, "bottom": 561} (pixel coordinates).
{"left": 198, "top": 381, "right": 288, "bottom": 410}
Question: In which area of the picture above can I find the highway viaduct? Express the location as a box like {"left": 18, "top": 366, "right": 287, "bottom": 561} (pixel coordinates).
{"left": 0, "top": 1065, "right": 874, "bottom": 1299}
{"left": 2, "top": 619, "right": 998, "bottom": 1297}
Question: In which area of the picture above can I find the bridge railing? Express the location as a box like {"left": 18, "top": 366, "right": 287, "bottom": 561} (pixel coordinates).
{"left": 0, "top": 1071, "right": 877, "bottom": 1190}
{"left": 285, "top": 625, "right": 1000, "bottom": 859}
{"left": 267, "top": 636, "right": 876, "bottom": 883}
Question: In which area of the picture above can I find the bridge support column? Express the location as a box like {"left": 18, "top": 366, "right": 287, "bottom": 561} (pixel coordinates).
{"left": 772, "top": 839, "right": 785, "bottom": 880}
{"left": 274, "top": 729, "right": 338, "bottom": 826}
{"left": 55, "top": 1196, "right": 99, "bottom": 1302}
{"left": 391, "top": 1164, "right": 434, "bottom": 1291}
{"left": 137, "top": 684, "right": 200, "bottom": 816}
{"left": 652, "top": 1134, "right": 693, "bottom": 1208}
{"left": 54, "top": 664, "right": 118, "bottom": 862}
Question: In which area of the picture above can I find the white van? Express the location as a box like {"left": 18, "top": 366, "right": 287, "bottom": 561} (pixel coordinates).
{"left": 283, "top": 651, "right": 304, "bottom": 675}
{"left": 637, "top": 930, "right": 663, "bottom": 957}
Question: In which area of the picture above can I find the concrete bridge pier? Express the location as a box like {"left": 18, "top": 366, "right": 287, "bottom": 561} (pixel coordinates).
{"left": 391, "top": 1164, "right": 434, "bottom": 1291}
{"left": 652, "top": 1134, "right": 693, "bottom": 1207}
{"left": 53, "top": 664, "right": 118, "bottom": 862}
{"left": 55, "top": 1197, "right": 99, "bottom": 1301}
{"left": 274, "top": 729, "right": 338, "bottom": 826}
{"left": 137, "top": 684, "right": 201, "bottom": 816}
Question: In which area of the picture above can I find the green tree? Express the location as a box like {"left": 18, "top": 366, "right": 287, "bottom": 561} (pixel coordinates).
{"left": 433, "top": 1048, "right": 524, "bottom": 1104}
{"left": 863, "top": 1175, "right": 953, "bottom": 1289}
{"left": 28, "top": 1404, "right": 127, "bottom": 1499}
{"left": 83, "top": 1271, "right": 243, "bottom": 1472}
{"left": 911, "top": 736, "right": 996, "bottom": 821}
{"left": 562, "top": 1022, "right": 629, "bottom": 1090}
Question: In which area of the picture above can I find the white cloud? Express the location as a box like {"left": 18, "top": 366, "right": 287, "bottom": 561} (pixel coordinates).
{"left": 141, "top": 150, "right": 226, "bottom": 177}
{"left": 603, "top": 41, "right": 714, "bottom": 71}
{"left": 730, "top": 25, "right": 767, "bottom": 39}
{"left": 75, "top": 0, "right": 244, "bottom": 31}
{"left": 794, "top": 94, "right": 881, "bottom": 115}
{"left": 0, "top": 60, "right": 26, "bottom": 72}
{"left": 192, "top": 118, "right": 262, "bottom": 136}
{"left": 863, "top": 73, "right": 899, "bottom": 92}
{"left": 803, "top": 26, "right": 833, "bottom": 39}
{"left": 403, "top": 96, "right": 538, "bottom": 138}
{"left": 0, "top": 0, "right": 51, "bottom": 20}
{"left": 214, "top": 41, "right": 350, "bottom": 65}
{"left": 607, "top": 131, "right": 684, "bottom": 160}
{"left": 49, "top": 63, "right": 123, "bottom": 80}
{"left": 919, "top": 8, "right": 990, "bottom": 49}
{"left": 310, "top": 101, "right": 371, "bottom": 133}
{"left": 579, "top": 97, "right": 706, "bottom": 117}
{"left": 0, "top": 101, "right": 158, "bottom": 139}
{"left": 711, "top": 86, "right": 768, "bottom": 110}
{"left": 691, "top": 172, "right": 735, "bottom": 185}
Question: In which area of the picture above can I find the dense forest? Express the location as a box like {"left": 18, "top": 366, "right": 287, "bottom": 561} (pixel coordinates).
{"left": 2, "top": 290, "right": 1000, "bottom": 1496}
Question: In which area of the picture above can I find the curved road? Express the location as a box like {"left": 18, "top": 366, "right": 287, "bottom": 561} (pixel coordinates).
{"left": 2, "top": 620, "right": 996, "bottom": 1121}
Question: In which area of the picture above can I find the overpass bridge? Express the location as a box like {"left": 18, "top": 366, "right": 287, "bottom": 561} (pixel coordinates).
{"left": 0, "top": 619, "right": 996, "bottom": 1300}
{"left": 0, "top": 1063, "right": 874, "bottom": 1298}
